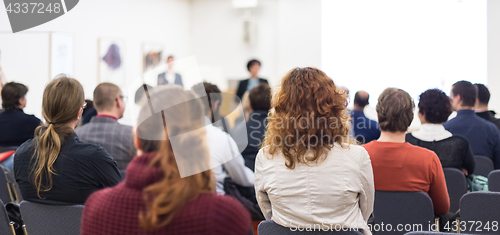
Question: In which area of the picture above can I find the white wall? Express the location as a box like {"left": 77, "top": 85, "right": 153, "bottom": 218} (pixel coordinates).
{"left": 488, "top": 0, "right": 500, "bottom": 114}
{"left": 190, "top": 0, "right": 322, "bottom": 90}
{"left": 0, "top": 0, "right": 192, "bottom": 122}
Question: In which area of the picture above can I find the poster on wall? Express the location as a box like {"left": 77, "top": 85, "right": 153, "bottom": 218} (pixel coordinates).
{"left": 50, "top": 32, "right": 74, "bottom": 79}
{"left": 98, "top": 38, "right": 126, "bottom": 89}
{"left": 141, "top": 42, "right": 165, "bottom": 86}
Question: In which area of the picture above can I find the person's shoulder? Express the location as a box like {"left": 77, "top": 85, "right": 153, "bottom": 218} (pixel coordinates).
{"left": 447, "top": 135, "right": 469, "bottom": 144}
{"left": 15, "top": 138, "right": 35, "bottom": 156}
{"left": 72, "top": 136, "right": 111, "bottom": 159}
{"left": 336, "top": 144, "right": 370, "bottom": 164}
{"left": 208, "top": 194, "right": 250, "bottom": 221}
{"left": 405, "top": 142, "right": 439, "bottom": 160}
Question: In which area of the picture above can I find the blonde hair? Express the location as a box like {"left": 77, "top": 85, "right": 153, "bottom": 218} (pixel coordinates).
{"left": 32, "top": 76, "right": 84, "bottom": 198}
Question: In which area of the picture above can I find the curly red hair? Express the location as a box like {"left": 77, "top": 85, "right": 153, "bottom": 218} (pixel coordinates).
{"left": 263, "top": 67, "right": 352, "bottom": 169}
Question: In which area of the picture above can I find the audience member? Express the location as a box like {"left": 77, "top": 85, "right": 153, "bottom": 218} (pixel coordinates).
{"left": 363, "top": 88, "right": 449, "bottom": 216}
{"left": 81, "top": 99, "right": 97, "bottom": 125}
{"left": 82, "top": 86, "right": 250, "bottom": 235}
{"left": 193, "top": 82, "right": 254, "bottom": 194}
{"left": 444, "top": 81, "right": 500, "bottom": 169}
{"left": 157, "top": 55, "right": 183, "bottom": 87}
{"left": 241, "top": 83, "right": 271, "bottom": 171}
{"left": 14, "top": 76, "right": 122, "bottom": 205}
{"left": 235, "top": 59, "right": 268, "bottom": 102}
{"left": 231, "top": 91, "right": 252, "bottom": 152}
{"left": 406, "top": 89, "right": 475, "bottom": 175}
{"left": 475, "top": 83, "right": 500, "bottom": 129}
{"left": 351, "top": 91, "right": 380, "bottom": 144}
{"left": 75, "top": 83, "right": 136, "bottom": 170}
{"left": 255, "top": 67, "right": 374, "bottom": 234}
{"left": 134, "top": 84, "right": 153, "bottom": 104}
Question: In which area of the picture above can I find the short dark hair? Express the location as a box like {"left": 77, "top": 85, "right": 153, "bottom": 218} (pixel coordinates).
{"left": 451, "top": 80, "right": 477, "bottom": 107}
{"left": 167, "top": 55, "right": 174, "bottom": 60}
{"left": 249, "top": 83, "right": 271, "bottom": 111}
{"left": 192, "top": 82, "right": 221, "bottom": 116}
{"left": 1, "top": 82, "right": 28, "bottom": 111}
{"left": 354, "top": 91, "right": 369, "bottom": 107}
{"left": 135, "top": 84, "right": 153, "bottom": 104}
{"left": 418, "top": 89, "right": 452, "bottom": 124}
{"left": 376, "top": 88, "right": 415, "bottom": 132}
{"left": 475, "top": 83, "right": 490, "bottom": 106}
{"left": 247, "top": 59, "right": 261, "bottom": 71}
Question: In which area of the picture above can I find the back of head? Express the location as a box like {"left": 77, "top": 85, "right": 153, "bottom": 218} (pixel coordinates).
{"left": 32, "top": 76, "right": 84, "bottom": 198}
{"left": 135, "top": 84, "right": 153, "bottom": 104}
{"left": 249, "top": 83, "right": 271, "bottom": 111}
{"left": 93, "top": 83, "right": 121, "bottom": 112}
{"left": 136, "top": 85, "right": 213, "bottom": 229}
{"left": 376, "top": 88, "right": 414, "bottom": 132}
{"left": 475, "top": 83, "right": 490, "bottom": 106}
{"left": 191, "top": 82, "right": 221, "bottom": 120}
{"left": 1, "top": 82, "right": 28, "bottom": 111}
{"left": 354, "top": 91, "right": 369, "bottom": 108}
{"left": 264, "top": 67, "right": 351, "bottom": 169}
{"left": 418, "top": 89, "right": 452, "bottom": 124}
{"left": 452, "top": 80, "right": 477, "bottom": 107}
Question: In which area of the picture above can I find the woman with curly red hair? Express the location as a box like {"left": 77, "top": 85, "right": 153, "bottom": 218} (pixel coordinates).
{"left": 255, "top": 67, "right": 374, "bottom": 234}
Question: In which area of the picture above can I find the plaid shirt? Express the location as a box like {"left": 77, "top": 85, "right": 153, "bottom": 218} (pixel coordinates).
{"left": 75, "top": 116, "right": 136, "bottom": 170}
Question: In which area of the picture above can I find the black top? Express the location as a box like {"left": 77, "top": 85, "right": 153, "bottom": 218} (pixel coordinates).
{"left": 242, "top": 110, "right": 268, "bottom": 171}
{"left": 0, "top": 109, "right": 40, "bottom": 147}
{"left": 14, "top": 133, "right": 122, "bottom": 205}
{"left": 405, "top": 133, "right": 475, "bottom": 174}
{"left": 235, "top": 78, "right": 268, "bottom": 102}
{"left": 476, "top": 111, "right": 500, "bottom": 130}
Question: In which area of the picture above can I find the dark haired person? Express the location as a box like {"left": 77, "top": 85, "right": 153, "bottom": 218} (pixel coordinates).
{"left": 0, "top": 82, "right": 40, "bottom": 153}
{"left": 363, "top": 88, "right": 449, "bottom": 216}
{"left": 235, "top": 59, "right": 268, "bottom": 102}
{"left": 406, "top": 89, "right": 475, "bottom": 175}
{"left": 14, "top": 77, "right": 121, "bottom": 205}
{"left": 255, "top": 68, "right": 374, "bottom": 234}
{"left": 81, "top": 85, "right": 251, "bottom": 235}
{"left": 76, "top": 83, "right": 136, "bottom": 170}
{"left": 81, "top": 99, "right": 97, "bottom": 125}
{"left": 474, "top": 83, "right": 500, "bottom": 130}
{"left": 351, "top": 91, "right": 380, "bottom": 144}
{"left": 444, "top": 81, "right": 500, "bottom": 169}
{"left": 157, "top": 55, "right": 183, "bottom": 87}
{"left": 241, "top": 83, "right": 271, "bottom": 171}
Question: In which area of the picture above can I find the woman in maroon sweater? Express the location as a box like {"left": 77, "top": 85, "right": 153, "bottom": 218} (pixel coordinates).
{"left": 81, "top": 86, "right": 251, "bottom": 235}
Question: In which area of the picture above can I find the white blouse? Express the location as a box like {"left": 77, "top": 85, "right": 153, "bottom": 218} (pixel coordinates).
{"left": 410, "top": 123, "right": 452, "bottom": 142}
{"left": 255, "top": 144, "right": 374, "bottom": 235}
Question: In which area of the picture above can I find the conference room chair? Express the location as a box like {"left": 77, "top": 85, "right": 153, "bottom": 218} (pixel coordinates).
{"left": 488, "top": 170, "right": 500, "bottom": 192}
{"left": 460, "top": 191, "right": 500, "bottom": 234}
{"left": 474, "top": 155, "right": 494, "bottom": 177}
{"left": 373, "top": 191, "right": 437, "bottom": 235}
{"left": 20, "top": 200, "right": 84, "bottom": 235}
{"left": 0, "top": 199, "right": 15, "bottom": 235}
{"left": 257, "top": 220, "right": 363, "bottom": 235}
{"left": 0, "top": 165, "right": 16, "bottom": 204}
{"left": 442, "top": 168, "right": 467, "bottom": 213}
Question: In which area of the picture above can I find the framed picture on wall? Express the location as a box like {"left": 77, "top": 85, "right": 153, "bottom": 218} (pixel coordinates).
{"left": 142, "top": 42, "right": 164, "bottom": 73}
{"left": 50, "top": 32, "right": 75, "bottom": 79}
{"left": 98, "top": 38, "right": 126, "bottom": 89}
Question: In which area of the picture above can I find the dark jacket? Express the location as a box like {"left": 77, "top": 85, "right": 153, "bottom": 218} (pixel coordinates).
{"left": 235, "top": 78, "right": 268, "bottom": 102}
{"left": 444, "top": 110, "right": 500, "bottom": 169}
{"left": 0, "top": 109, "right": 40, "bottom": 147}
{"left": 406, "top": 134, "right": 475, "bottom": 174}
{"left": 241, "top": 110, "right": 268, "bottom": 171}
{"left": 157, "top": 72, "right": 183, "bottom": 87}
{"left": 14, "top": 133, "right": 122, "bottom": 205}
{"left": 81, "top": 152, "right": 251, "bottom": 235}
{"left": 350, "top": 110, "right": 380, "bottom": 144}
{"left": 476, "top": 110, "right": 500, "bottom": 130}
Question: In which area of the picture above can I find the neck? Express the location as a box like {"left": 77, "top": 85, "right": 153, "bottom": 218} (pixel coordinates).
{"left": 250, "top": 76, "right": 258, "bottom": 79}
{"left": 353, "top": 105, "right": 364, "bottom": 111}
{"left": 97, "top": 111, "right": 119, "bottom": 119}
{"left": 457, "top": 106, "right": 475, "bottom": 111}
{"left": 475, "top": 105, "right": 488, "bottom": 112}
{"left": 65, "top": 120, "right": 79, "bottom": 130}
{"left": 378, "top": 131, "right": 406, "bottom": 143}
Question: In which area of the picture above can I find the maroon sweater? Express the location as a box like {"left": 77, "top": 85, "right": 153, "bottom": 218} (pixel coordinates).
{"left": 81, "top": 153, "right": 251, "bottom": 235}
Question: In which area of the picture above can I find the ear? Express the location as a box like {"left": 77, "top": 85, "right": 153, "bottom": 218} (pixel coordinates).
{"left": 77, "top": 107, "right": 83, "bottom": 120}
{"left": 213, "top": 100, "right": 220, "bottom": 112}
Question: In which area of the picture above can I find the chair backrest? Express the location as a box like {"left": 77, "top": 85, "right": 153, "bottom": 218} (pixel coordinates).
{"left": 0, "top": 200, "right": 14, "bottom": 235}
{"left": 443, "top": 168, "right": 467, "bottom": 213}
{"left": 0, "top": 166, "right": 14, "bottom": 204}
{"left": 488, "top": 170, "right": 500, "bottom": 192}
{"left": 460, "top": 191, "right": 500, "bottom": 234}
{"left": 374, "top": 191, "right": 435, "bottom": 235}
{"left": 120, "top": 169, "right": 126, "bottom": 180}
{"left": 474, "top": 155, "right": 494, "bottom": 177}
{"left": 258, "top": 220, "right": 363, "bottom": 235}
{"left": 20, "top": 200, "right": 84, "bottom": 235}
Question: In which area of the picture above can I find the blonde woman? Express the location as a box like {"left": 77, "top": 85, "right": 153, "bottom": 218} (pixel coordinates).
{"left": 14, "top": 76, "right": 122, "bottom": 205}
